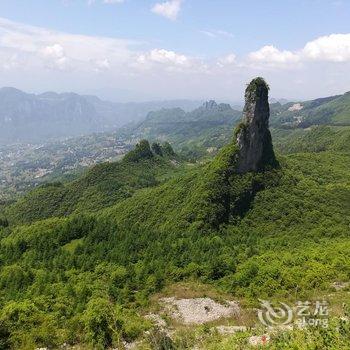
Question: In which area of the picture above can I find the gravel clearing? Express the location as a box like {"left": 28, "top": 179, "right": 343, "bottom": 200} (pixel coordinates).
{"left": 160, "top": 297, "right": 240, "bottom": 325}
{"left": 216, "top": 325, "right": 247, "bottom": 334}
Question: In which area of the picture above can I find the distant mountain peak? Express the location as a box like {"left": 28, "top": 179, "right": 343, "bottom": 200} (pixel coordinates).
{"left": 38, "top": 91, "right": 60, "bottom": 99}
{"left": 269, "top": 97, "right": 289, "bottom": 105}
{"left": 201, "top": 100, "right": 232, "bottom": 112}
{"left": 202, "top": 100, "right": 218, "bottom": 109}
{"left": 0, "top": 87, "right": 29, "bottom": 96}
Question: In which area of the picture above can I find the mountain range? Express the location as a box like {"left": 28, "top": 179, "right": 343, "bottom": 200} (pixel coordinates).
{"left": 0, "top": 87, "right": 201, "bottom": 144}
{"left": 126, "top": 100, "right": 242, "bottom": 147}
{"left": 270, "top": 91, "right": 350, "bottom": 127}
{"left": 119, "top": 93, "right": 350, "bottom": 159}
{"left": 2, "top": 85, "right": 350, "bottom": 147}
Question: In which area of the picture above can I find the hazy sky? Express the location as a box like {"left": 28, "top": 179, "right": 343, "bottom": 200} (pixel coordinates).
{"left": 0, "top": 0, "right": 350, "bottom": 102}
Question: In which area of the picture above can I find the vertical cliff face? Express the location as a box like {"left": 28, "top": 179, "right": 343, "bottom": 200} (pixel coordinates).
{"left": 235, "top": 77, "right": 278, "bottom": 173}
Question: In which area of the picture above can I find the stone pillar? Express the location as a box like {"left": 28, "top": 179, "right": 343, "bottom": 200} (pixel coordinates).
{"left": 236, "top": 77, "right": 277, "bottom": 173}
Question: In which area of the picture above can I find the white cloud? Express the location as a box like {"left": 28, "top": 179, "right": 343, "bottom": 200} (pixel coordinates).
{"left": 200, "top": 29, "right": 234, "bottom": 39}
{"left": 247, "top": 34, "right": 350, "bottom": 69}
{"left": 0, "top": 17, "right": 135, "bottom": 73}
{"left": 94, "top": 58, "right": 111, "bottom": 71}
{"left": 151, "top": 0, "right": 182, "bottom": 21}
{"left": 0, "top": 53, "right": 19, "bottom": 70}
{"left": 136, "top": 48, "right": 193, "bottom": 72}
{"left": 0, "top": 17, "right": 201, "bottom": 77}
{"left": 0, "top": 16, "right": 350, "bottom": 101}
{"left": 103, "top": 0, "right": 125, "bottom": 3}
{"left": 248, "top": 45, "right": 300, "bottom": 68}
{"left": 302, "top": 34, "right": 350, "bottom": 62}
{"left": 41, "top": 44, "right": 69, "bottom": 70}
{"left": 199, "top": 30, "right": 216, "bottom": 38}
{"left": 217, "top": 53, "right": 236, "bottom": 67}
{"left": 142, "top": 49, "right": 189, "bottom": 65}
{"left": 87, "top": 0, "right": 124, "bottom": 5}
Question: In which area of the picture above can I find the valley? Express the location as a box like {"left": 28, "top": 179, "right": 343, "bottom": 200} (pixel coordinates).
{"left": 0, "top": 133, "right": 131, "bottom": 202}
{"left": 3, "top": 92, "right": 350, "bottom": 204}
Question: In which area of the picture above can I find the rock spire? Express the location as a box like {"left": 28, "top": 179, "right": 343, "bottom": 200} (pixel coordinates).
{"left": 235, "top": 77, "right": 278, "bottom": 173}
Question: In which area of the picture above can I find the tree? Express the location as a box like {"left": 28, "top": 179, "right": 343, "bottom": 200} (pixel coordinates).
{"left": 0, "top": 217, "right": 8, "bottom": 228}
{"left": 151, "top": 142, "right": 163, "bottom": 156}
{"left": 123, "top": 140, "right": 154, "bottom": 162}
{"left": 162, "top": 142, "right": 175, "bottom": 157}
{"left": 83, "top": 298, "right": 114, "bottom": 349}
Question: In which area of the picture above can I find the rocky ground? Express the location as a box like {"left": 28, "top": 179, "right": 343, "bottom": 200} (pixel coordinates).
{"left": 160, "top": 297, "right": 240, "bottom": 325}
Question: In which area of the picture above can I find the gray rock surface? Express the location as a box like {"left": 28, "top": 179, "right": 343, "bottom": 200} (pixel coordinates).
{"left": 236, "top": 77, "right": 277, "bottom": 173}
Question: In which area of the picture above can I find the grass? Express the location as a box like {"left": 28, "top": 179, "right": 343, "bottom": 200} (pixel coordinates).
{"left": 62, "top": 238, "right": 83, "bottom": 253}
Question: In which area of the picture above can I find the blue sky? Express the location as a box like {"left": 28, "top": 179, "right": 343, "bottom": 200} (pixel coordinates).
{"left": 0, "top": 0, "right": 349, "bottom": 101}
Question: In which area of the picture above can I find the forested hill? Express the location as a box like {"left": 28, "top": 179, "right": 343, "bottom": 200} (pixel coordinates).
{"left": 273, "top": 125, "right": 350, "bottom": 154}
{"left": 0, "top": 79, "right": 350, "bottom": 349}
{"left": 270, "top": 91, "right": 350, "bottom": 127}
{"left": 2, "top": 140, "right": 182, "bottom": 225}
{"left": 117, "top": 92, "right": 350, "bottom": 160}
{"left": 124, "top": 100, "right": 242, "bottom": 147}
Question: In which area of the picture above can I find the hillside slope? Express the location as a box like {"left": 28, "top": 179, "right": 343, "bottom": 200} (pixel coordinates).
{"left": 273, "top": 125, "right": 350, "bottom": 153}
{"left": 0, "top": 79, "right": 350, "bottom": 349}
{"left": 122, "top": 93, "right": 350, "bottom": 159}
{"left": 0, "top": 145, "right": 349, "bottom": 349}
{"left": 3, "top": 141, "right": 183, "bottom": 225}
{"left": 271, "top": 92, "right": 350, "bottom": 127}
{"left": 126, "top": 100, "right": 242, "bottom": 150}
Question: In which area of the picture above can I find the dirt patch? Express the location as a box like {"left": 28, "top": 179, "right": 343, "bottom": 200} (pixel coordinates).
{"left": 331, "top": 281, "right": 350, "bottom": 291}
{"left": 216, "top": 325, "right": 247, "bottom": 334}
{"left": 144, "top": 313, "right": 167, "bottom": 328}
{"left": 160, "top": 297, "right": 240, "bottom": 325}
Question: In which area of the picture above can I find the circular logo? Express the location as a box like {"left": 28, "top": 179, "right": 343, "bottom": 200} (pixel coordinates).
{"left": 258, "top": 299, "right": 293, "bottom": 327}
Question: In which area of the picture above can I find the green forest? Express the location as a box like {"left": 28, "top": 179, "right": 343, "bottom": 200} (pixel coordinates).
{"left": 1, "top": 80, "right": 350, "bottom": 349}
{"left": 0, "top": 140, "right": 349, "bottom": 348}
